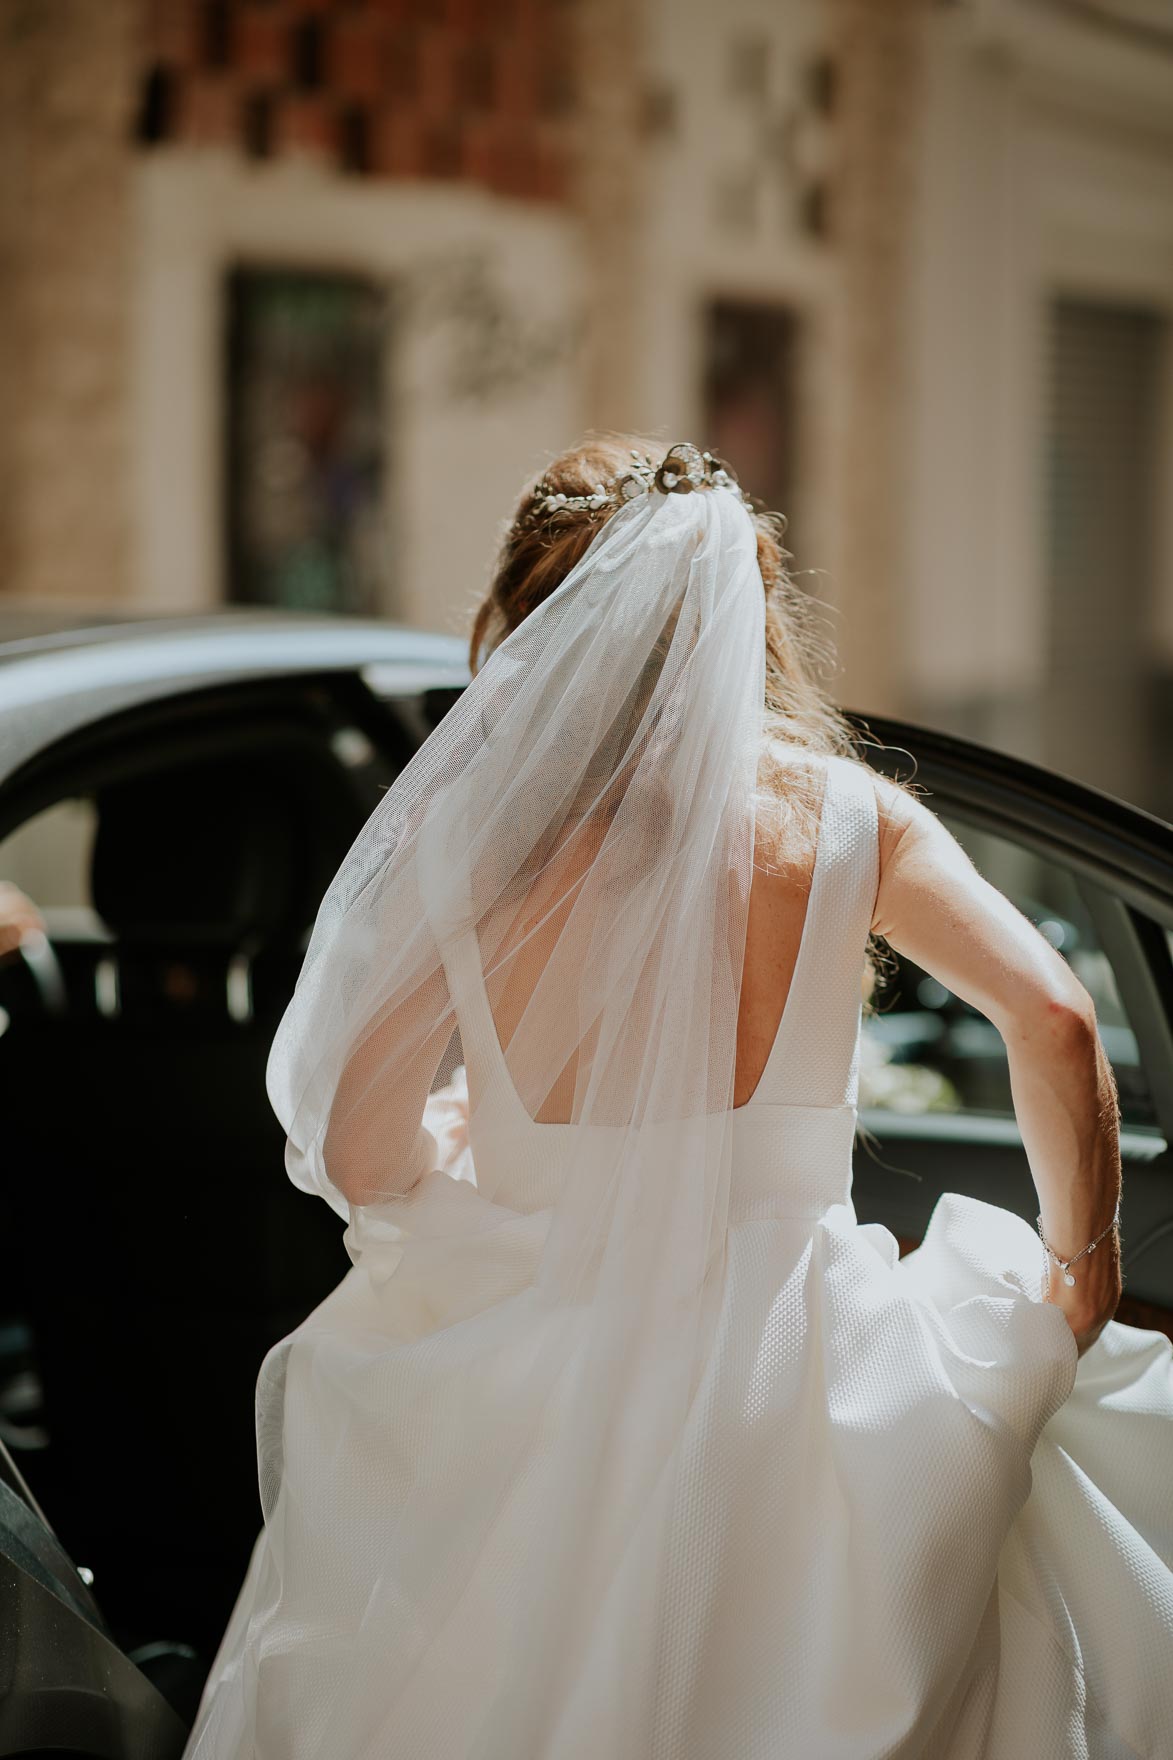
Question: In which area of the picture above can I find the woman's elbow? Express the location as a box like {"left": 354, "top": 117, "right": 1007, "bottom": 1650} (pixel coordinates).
{"left": 321, "top": 1119, "right": 376, "bottom": 1208}
{"left": 1001, "top": 975, "right": 1099, "bottom": 1058}
{"left": 323, "top": 1120, "right": 436, "bottom": 1209}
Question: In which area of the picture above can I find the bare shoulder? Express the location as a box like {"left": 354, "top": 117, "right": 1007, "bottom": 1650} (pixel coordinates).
{"left": 866, "top": 767, "right": 922, "bottom": 865}
{"left": 865, "top": 766, "right": 906, "bottom": 816}
{"left": 854, "top": 761, "right": 1087, "bottom": 1026}
{"left": 860, "top": 766, "right": 967, "bottom": 936}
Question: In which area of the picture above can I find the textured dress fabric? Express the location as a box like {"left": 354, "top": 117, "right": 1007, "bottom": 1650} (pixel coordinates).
{"left": 185, "top": 754, "right": 1173, "bottom": 1760}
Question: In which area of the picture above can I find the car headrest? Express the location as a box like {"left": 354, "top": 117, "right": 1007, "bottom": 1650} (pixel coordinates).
{"left": 91, "top": 758, "right": 306, "bottom": 944}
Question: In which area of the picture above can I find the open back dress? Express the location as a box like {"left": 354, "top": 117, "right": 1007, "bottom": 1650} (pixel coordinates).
{"left": 184, "top": 753, "right": 1173, "bottom": 1760}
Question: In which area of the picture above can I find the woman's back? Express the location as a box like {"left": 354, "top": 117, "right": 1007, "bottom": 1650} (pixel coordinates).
{"left": 462, "top": 750, "right": 862, "bottom": 1122}
{"left": 415, "top": 756, "right": 892, "bottom": 1243}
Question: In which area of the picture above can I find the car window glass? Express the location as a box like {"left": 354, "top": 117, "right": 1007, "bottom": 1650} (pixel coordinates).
{"left": 0, "top": 799, "right": 101, "bottom": 933}
{"left": 862, "top": 811, "right": 1158, "bottom": 1132}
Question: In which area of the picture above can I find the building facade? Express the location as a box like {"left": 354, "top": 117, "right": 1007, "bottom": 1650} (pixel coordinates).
{"left": 2, "top": 0, "right": 1171, "bottom": 812}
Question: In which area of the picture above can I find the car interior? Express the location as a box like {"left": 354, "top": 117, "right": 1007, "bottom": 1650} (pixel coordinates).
{"left": 0, "top": 674, "right": 437, "bottom": 1741}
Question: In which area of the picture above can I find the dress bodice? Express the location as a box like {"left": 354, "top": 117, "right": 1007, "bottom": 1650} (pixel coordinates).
{"left": 423, "top": 753, "right": 880, "bottom": 1225}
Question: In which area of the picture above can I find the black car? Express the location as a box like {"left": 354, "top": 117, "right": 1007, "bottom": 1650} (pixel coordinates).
{"left": 2, "top": 610, "right": 1171, "bottom": 1755}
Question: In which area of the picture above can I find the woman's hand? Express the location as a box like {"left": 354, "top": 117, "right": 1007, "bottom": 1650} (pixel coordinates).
{"left": 0, "top": 883, "right": 44, "bottom": 962}
{"left": 1040, "top": 1208, "right": 1123, "bottom": 1356}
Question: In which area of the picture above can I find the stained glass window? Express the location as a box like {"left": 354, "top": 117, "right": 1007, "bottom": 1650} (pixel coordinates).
{"left": 226, "top": 269, "right": 388, "bottom": 615}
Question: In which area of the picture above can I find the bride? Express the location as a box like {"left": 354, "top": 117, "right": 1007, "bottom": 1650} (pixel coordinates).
{"left": 184, "top": 436, "right": 1172, "bottom": 1759}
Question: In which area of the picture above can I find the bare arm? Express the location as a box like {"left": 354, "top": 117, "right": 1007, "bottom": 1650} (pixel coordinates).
{"left": 323, "top": 963, "right": 454, "bottom": 1209}
{"left": 870, "top": 773, "right": 1122, "bottom": 1354}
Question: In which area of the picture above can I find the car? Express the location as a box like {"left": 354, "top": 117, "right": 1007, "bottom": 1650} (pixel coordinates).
{"left": 1, "top": 609, "right": 1171, "bottom": 1754}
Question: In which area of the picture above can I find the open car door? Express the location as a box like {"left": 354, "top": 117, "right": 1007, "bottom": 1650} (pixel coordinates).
{"left": 0, "top": 1434, "right": 188, "bottom": 1757}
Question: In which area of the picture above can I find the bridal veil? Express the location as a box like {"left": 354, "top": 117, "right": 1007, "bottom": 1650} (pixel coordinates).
{"left": 259, "top": 468, "right": 767, "bottom": 1751}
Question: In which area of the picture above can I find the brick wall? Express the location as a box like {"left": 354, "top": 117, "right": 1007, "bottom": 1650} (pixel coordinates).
{"left": 137, "top": 0, "right": 579, "bottom": 203}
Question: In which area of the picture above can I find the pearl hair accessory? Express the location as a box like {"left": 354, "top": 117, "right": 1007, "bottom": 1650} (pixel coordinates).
{"left": 1037, "top": 1200, "right": 1121, "bottom": 1287}
{"left": 523, "top": 443, "right": 753, "bottom": 526}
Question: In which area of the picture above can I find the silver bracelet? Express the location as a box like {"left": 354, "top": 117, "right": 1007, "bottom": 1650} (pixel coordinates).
{"left": 1036, "top": 1201, "right": 1121, "bottom": 1287}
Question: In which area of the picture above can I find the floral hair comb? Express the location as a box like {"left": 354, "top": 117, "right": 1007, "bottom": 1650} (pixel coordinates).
{"left": 524, "top": 443, "right": 752, "bottom": 525}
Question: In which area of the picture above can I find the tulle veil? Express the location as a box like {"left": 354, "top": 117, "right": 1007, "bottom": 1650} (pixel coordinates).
{"left": 221, "top": 471, "right": 771, "bottom": 1753}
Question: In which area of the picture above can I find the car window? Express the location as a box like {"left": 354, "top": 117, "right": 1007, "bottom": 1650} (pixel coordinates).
{"left": 862, "top": 811, "right": 1160, "bottom": 1133}
{"left": 0, "top": 798, "right": 101, "bottom": 932}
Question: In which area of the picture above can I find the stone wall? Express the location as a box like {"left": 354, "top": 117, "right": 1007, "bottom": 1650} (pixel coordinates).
{"left": 823, "top": 0, "right": 930, "bottom": 718}
{"left": 0, "top": 0, "right": 141, "bottom": 606}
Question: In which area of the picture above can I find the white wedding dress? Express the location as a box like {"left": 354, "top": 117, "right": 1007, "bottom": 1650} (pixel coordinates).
{"left": 185, "top": 754, "right": 1173, "bottom": 1759}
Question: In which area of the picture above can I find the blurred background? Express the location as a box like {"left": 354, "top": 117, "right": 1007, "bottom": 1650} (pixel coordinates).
{"left": 1, "top": 0, "right": 1171, "bottom": 816}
